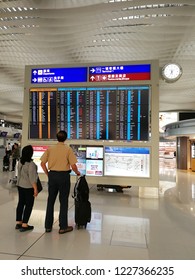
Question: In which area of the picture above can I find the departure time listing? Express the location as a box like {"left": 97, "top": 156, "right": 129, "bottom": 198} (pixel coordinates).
{"left": 29, "top": 86, "right": 150, "bottom": 141}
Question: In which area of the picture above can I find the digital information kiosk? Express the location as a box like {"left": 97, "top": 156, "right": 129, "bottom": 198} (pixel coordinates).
{"left": 23, "top": 60, "right": 159, "bottom": 198}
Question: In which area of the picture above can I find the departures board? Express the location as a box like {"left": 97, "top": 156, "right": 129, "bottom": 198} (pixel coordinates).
{"left": 29, "top": 85, "right": 150, "bottom": 141}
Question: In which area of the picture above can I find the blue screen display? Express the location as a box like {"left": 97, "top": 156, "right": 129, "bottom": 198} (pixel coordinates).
{"left": 31, "top": 67, "right": 88, "bottom": 84}
{"left": 89, "top": 64, "right": 150, "bottom": 75}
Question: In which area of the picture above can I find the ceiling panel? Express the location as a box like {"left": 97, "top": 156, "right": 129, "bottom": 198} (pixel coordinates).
{"left": 0, "top": 0, "right": 195, "bottom": 123}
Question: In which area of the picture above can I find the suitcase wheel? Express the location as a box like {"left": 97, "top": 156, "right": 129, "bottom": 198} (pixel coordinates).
{"left": 76, "top": 224, "right": 81, "bottom": 230}
{"left": 76, "top": 224, "right": 87, "bottom": 230}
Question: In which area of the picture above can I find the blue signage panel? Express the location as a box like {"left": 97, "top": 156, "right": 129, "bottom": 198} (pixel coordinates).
{"left": 89, "top": 64, "right": 150, "bottom": 74}
{"left": 0, "top": 131, "right": 8, "bottom": 137}
{"left": 89, "top": 64, "right": 151, "bottom": 82}
{"left": 31, "top": 67, "right": 88, "bottom": 84}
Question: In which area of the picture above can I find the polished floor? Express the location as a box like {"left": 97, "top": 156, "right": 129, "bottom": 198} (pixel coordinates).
{"left": 0, "top": 156, "right": 195, "bottom": 260}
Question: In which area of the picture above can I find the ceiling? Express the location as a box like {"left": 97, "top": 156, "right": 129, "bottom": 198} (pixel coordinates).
{"left": 0, "top": 0, "right": 195, "bottom": 124}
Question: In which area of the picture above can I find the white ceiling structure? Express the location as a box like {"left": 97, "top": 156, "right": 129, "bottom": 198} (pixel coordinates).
{"left": 0, "top": 0, "right": 195, "bottom": 124}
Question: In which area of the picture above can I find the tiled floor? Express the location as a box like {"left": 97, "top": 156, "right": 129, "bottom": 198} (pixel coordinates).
{"left": 1, "top": 156, "right": 195, "bottom": 260}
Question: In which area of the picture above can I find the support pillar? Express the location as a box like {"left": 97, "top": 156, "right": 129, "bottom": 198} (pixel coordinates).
{"left": 176, "top": 136, "right": 189, "bottom": 170}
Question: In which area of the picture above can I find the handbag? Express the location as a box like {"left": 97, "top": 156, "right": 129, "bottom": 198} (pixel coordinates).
{"left": 37, "top": 177, "right": 43, "bottom": 193}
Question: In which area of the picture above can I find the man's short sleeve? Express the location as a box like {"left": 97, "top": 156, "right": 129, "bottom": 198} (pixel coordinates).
{"left": 40, "top": 149, "right": 49, "bottom": 163}
{"left": 68, "top": 147, "right": 77, "bottom": 165}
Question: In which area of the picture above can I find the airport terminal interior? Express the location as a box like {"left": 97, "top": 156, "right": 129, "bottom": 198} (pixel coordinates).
{"left": 1, "top": 0, "right": 195, "bottom": 260}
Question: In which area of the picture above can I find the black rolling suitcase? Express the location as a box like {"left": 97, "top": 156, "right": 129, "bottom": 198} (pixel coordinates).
{"left": 73, "top": 175, "right": 91, "bottom": 229}
{"left": 3, "top": 154, "right": 10, "bottom": 171}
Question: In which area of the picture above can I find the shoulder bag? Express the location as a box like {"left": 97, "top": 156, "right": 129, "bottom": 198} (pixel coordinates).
{"left": 37, "top": 177, "right": 43, "bottom": 193}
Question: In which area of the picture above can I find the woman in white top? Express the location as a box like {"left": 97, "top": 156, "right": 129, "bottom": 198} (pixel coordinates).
{"left": 15, "top": 145, "right": 38, "bottom": 232}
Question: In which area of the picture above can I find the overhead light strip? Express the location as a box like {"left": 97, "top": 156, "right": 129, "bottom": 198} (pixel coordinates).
{"left": 112, "top": 13, "right": 171, "bottom": 21}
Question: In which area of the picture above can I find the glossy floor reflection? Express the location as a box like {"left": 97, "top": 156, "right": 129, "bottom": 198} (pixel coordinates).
{"left": 1, "top": 157, "right": 195, "bottom": 260}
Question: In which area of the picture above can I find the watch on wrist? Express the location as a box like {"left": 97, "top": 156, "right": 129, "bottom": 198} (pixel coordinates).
{"left": 161, "top": 63, "right": 182, "bottom": 83}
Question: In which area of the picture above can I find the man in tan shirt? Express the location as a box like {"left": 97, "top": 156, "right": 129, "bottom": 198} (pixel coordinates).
{"left": 40, "top": 130, "right": 80, "bottom": 234}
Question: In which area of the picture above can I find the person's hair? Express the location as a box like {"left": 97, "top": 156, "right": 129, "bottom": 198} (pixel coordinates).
{"left": 20, "top": 145, "right": 33, "bottom": 165}
{"left": 56, "top": 130, "right": 67, "bottom": 142}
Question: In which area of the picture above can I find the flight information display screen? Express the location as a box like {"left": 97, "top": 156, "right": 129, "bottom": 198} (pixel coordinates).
{"left": 29, "top": 86, "right": 150, "bottom": 141}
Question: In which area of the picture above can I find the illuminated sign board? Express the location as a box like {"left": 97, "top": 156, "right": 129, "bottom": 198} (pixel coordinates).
{"left": 32, "top": 145, "right": 48, "bottom": 173}
{"left": 14, "top": 133, "right": 20, "bottom": 138}
{"left": 31, "top": 67, "right": 88, "bottom": 84}
{"left": 0, "top": 131, "right": 8, "bottom": 137}
{"left": 89, "top": 64, "right": 151, "bottom": 82}
{"left": 31, "top": 64, "right": 151, "bottom": 84}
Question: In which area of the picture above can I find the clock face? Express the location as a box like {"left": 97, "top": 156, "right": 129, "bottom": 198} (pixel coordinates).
{"left": 162, "top": 63, "right": 182, "bottom": 82}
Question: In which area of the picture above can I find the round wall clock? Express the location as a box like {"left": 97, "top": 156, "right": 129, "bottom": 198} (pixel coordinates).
{"left": 161, "top": 63, "right": 182, "bottom": 83}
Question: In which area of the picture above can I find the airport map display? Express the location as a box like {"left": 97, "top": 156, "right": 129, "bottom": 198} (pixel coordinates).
{"left": 104, "top": 146, "right": 150, "bottom": 177}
